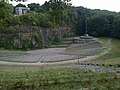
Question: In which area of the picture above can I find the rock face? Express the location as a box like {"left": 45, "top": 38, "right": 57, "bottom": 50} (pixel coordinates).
{"left": 0, "top": 25, "right": 71, "bottom": 49}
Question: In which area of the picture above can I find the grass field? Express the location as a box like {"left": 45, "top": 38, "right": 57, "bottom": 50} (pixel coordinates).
{"left": 83, "top": 38, "right": 120, "bottom": 66}
{"left": 0, "top": 65, "right": 120, "bottom": 90}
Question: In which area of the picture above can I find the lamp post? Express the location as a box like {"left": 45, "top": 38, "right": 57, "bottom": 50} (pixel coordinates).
{"left": 85, "top": 12, "right": 87, "bottom": 34}
{"left": 84, "top": 11, "right": 88, "bottom": 37}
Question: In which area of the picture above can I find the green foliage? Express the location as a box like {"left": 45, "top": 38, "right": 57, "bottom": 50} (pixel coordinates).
{"left": 75, "top": 7, "right": 120, "bottom": 39}
{"left": 0, "top": 34, "right": 14, "bottom": 49}
{"left": 88, "top": 14, "right": 110, "bottom": 37}
{"left": 36, "top": 13, "right": 51, "bottom": 27}
{"left": 0, "top": 66, "right": 120, "bottom": 90}
{"left": 1, "top": 0, "right": 120, "bottom": 50}
{"left": 19, "top": 12, "right": 50, "bottom": 27}
{"left": 0, "top": 19, "right": 4, "bottom": 27}
{"left": 0, "top": 1, "right": 74, "bottom": 50}
{"left": 21, "top": 39, "right": 30, "bottom": 50}
{"left": 28, "top": 3, "right": 42, "bottom": 12}
{"left": 111, "top": 16, "right": 120, "bottom": 38}
{"left": 15, "top": 3, "right": 26, "bottom": 7}
{"left": 51, "top": 37, "right": 62, "bottom": 45}
{"left": 34, "top": 33, "right": 44, "bottom": 48}
{"left": 0, "top": 1, "right": 14, "bottom": 32}
{"left": 0, "top": 2, "right": 13, "bottom": 19}
{"left": 41, "top": 0, "right": 69, "bottom": 24}
{"left": 2, "top": 0, "right": 27, "bottom": 2}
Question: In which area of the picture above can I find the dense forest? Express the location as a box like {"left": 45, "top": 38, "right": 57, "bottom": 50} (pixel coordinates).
{"left": 0, "top": 0, "right": 120, "bottom": 49}
{"left": 76, "top": 7, "right": 120, "bottom": 38}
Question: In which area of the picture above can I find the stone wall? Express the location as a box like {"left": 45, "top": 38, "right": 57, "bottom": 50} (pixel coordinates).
{"left": 0, "top": 24, "right": 71, "bottom": 49}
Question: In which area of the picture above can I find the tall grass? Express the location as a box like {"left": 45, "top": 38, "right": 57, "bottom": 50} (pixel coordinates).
{"left": 0, "top": 66, "right": 120, "bottom": 90}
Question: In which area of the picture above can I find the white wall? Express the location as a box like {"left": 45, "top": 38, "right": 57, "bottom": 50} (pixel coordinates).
{"left": 15, "top": 7, "right": 29, "bottom": 15}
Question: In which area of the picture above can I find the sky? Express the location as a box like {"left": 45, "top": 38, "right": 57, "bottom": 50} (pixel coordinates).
{"left": 10, "top": 0, "right": 120, "bottom": 12}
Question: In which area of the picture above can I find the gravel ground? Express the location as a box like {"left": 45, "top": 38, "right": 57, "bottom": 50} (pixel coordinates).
{"left": 0, "top": 41, "right": 103, "bottom": 63}
{"left": 69, "top": 64, "right": 120, "bottom": 74}
{"left": 0, "top": 48, "right": 81, "bottom": 63}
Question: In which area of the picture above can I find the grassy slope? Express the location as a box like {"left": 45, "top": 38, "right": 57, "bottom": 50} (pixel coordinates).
{"left": 0, "top": 65, "right": 120, "bottom": 90}
{"left": 49, "top": 37, "right": 74, "bottom": 48}
{"left": 83, "top": 38, "right": 120, "bottom": 66}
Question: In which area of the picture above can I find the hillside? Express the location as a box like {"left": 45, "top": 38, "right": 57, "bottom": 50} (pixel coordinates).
{"left": 82, "top": 38, "right": 120, "bottom": 67}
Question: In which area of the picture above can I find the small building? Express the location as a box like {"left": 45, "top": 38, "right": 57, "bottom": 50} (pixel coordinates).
{"left": 15, "top": 7, "right": 30, "bottom": 15}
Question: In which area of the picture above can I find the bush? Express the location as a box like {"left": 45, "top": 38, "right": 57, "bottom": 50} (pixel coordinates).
{"left": 51, "top": 37, "right": 62, "bottom": 45}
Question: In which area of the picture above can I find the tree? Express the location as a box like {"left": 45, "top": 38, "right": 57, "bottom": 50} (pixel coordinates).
{"left": 15, "top": 3, "right": 26, "bottom": 7}
{"left": 2, "top": 0, "right": 27, "bottom": 2}
{"left": 19, "top": 12, "right": 50, "bottom": 27}
{"left": 41, "top": 0, "right": 69, "bottom": 24}
{"left": 75, "top": 7, "right": 91, "bottom": 36}
{"left": 28, "top": 3, "right": 42, "bottom": 12}
{"left": 111, "top": 16, "right": 120, "bottom": 38}
{"left": 0, "top": 2, "right": 13, "bottom": 20}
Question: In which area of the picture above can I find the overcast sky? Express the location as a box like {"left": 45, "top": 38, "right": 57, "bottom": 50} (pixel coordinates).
{"left": 10, "top": 0, "right": 120, "bottom": 12}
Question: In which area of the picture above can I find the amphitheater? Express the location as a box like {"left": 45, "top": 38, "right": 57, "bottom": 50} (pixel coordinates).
{"left": 0, "top": 35, "right": 103, "bottom": 63}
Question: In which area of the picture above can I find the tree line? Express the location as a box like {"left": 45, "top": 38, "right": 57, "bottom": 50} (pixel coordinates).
{"left": 0, "top": 0, "right": 120, "bottom": 39}
{"left": 76, "top": 7, "right": 120, "bottom": 38}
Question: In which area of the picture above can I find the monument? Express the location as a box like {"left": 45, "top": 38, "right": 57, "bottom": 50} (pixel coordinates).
{"left": 73, "top": 13, "right": 97, "bottom": 44}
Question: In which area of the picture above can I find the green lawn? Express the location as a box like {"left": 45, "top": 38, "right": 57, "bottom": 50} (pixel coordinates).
{"left": 0, "top": 65, "right": 120, "bottom": 90}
